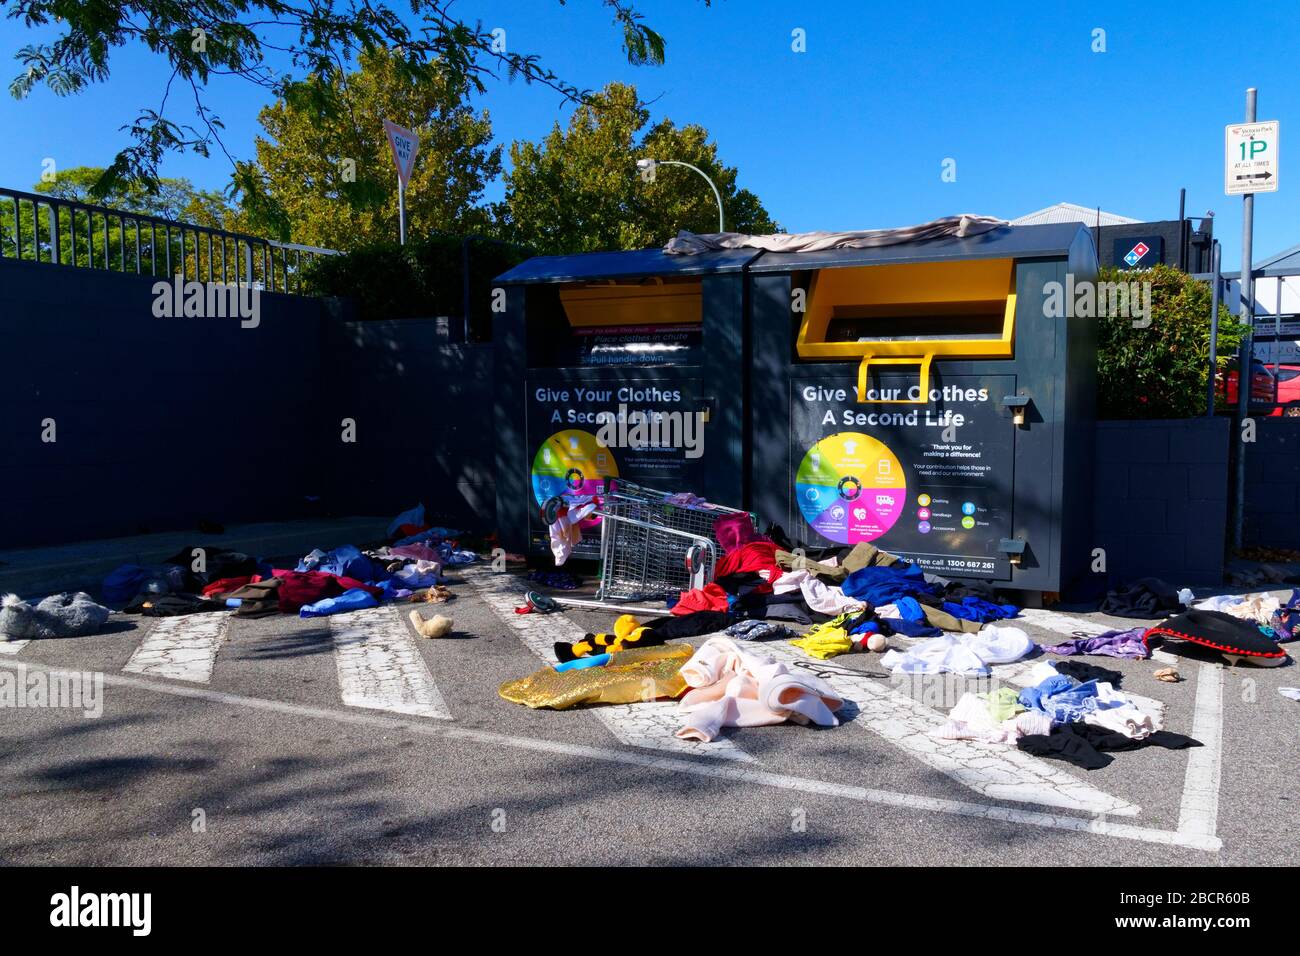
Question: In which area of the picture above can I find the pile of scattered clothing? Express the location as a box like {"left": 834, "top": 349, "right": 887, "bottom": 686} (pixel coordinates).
{"left": 84, "top": 506, "right": 477, "bottom": 628}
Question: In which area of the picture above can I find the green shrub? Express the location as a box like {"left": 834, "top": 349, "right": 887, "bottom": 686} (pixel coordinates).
{"left": 304, "top": 234, "right": 529, "bottom": 339}
{"left": 1096, "top": 263, "right": 1248, "bottom": 419}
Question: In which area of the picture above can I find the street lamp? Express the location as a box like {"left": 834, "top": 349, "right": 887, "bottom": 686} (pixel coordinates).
{"left": 636, "top": 158, "right": 725, "bottom": 233}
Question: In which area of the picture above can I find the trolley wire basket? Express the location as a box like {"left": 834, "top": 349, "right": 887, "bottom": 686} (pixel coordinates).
{"left": 542, "top": 479, "right": 757, "bottom": 609}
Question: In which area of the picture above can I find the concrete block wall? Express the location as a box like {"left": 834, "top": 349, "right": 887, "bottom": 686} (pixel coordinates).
{"left": 1243, "top": 418, "right": 1300, "bottom": 550}
{"left": 1093, "top": 417, "right": 1230, "bottom": 585}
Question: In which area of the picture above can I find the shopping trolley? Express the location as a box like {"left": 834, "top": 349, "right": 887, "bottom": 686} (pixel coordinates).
{"left": 540, "top": 479, "right": 758, "bottom": 614}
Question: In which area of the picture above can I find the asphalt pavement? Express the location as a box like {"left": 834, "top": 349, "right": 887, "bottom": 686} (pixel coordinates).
{"left": 1, "top": 563, "right": 1296, "bottom": 866}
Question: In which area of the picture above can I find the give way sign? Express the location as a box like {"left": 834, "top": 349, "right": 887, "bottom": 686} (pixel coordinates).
{"left": 383, "top": 119, "right": 420, "bottom": 187}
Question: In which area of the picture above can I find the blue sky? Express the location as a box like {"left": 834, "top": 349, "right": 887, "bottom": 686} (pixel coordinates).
{"left": 2, "top": 0, "right": 1297, "bottom": 266}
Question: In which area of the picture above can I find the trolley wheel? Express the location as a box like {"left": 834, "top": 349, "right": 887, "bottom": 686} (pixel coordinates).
{"left": 542, "top": 496, "right": 565, "bottom": 525}
{"left": 684, "top": 542, "right": 708, "bottom": 577}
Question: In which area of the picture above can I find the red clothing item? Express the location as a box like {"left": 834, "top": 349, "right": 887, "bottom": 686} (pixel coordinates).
{"left": 272, "top": 570, "right": 383, "bottom": 613}
{"left": 202, "top": 576, "right": 251, "bottom": 598}
{"left": 712, "top": 539, "right": 781, "bottom": 585}
{"left": 671, "top": 583, "right": 730, "bottom": 616}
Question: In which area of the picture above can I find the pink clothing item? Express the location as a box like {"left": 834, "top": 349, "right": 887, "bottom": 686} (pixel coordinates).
{"left": 675, "top": 637, "right": 844, "bottom": 742}
{"left": 713, "top": 512, "right": 762, "bottom": 555}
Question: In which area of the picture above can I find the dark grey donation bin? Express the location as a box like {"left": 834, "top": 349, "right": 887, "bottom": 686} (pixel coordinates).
{"left": 747, "top": 223, "right": 1100, "bottom": 594}
{"left": 492, "top": 247, "right": 758, "bottom": 556}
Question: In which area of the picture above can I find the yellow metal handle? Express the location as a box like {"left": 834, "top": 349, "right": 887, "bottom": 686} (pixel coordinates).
{"left": 856, "top": 353, "right": 933, "bottom": 404}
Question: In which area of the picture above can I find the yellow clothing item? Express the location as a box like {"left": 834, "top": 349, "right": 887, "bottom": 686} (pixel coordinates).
{"left": 498, "top": 644, "right": 692, "bottom": 710}
{"left": 791, "top": 628, "right": 853, "bottom": 660}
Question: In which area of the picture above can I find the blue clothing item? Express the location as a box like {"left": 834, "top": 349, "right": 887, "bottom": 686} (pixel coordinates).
{"left": 882, "top": 596, "right": 944, "bottom": 637}
{"left": 393, "top": 527, "right": 461, "bottom": 547}
{"left": 102, "top": 564, "right": 189, "bottom": 604}
{"left": 1040, "top": 680, "right": 1101, "bottom": 723}
{"left": 841, "top": 562, "right": 935, "bottom": 606}
{"left": 887, "top": 618, "right": 943, "bottom": 638}
{"left": 1018, "top": 674, "right": 1076, "bottom": 713}
{"left": 941, "top": 596, "right": 1020, "bottom": 624}
{"left": 297, "top": 545, "right": 391, "bottom": 583}
{"left": 553, "top": 653, "right": 612, "bottom": 672}
{"left": 298, "top": 588, "right": 380, "bottom": 618}
{"left": 375, "top": 579, "right": 413, "bottom": 601}
{"left": 1019, "top": 674, "right": 1102, "bottom": 722}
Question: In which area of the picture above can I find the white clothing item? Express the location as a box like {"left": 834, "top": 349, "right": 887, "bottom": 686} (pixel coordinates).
{"left": 882, "top": 637, "right": 988, "bottom": 676}
{"left": 1279, "top": 687, "right": 1300, "bottom": 702}
{"left": 1024, "top": 660, "right": 1062, "bottom": 685}
{"left": 1081, "top": 682, "right": 1162, "bottom": 739}
{"left": 933, "top": 693, "right": 1050, "bottom": 744}
{"left": 881, "top": 626, "right": 1034, "bottom": 676}
{"left": 675, "top": 637, "right": 843, "bottom": 742}
{"left": 875, "top": 603, "right": 901, "bottom": 619}
{"left": 1196, "top": 592, "right": 1281, "bottom": 626}
{"left": 1177, "top": 587, "right": 1194, "bottom": 607}
{"left": 547, "top": 497, "right": 598, "bottom": 566}
{"left": 970, "top": 625, "right": 1034, "bottom": 664}
{"left": 770, "top": 570, "right": 863, "bottom": 616}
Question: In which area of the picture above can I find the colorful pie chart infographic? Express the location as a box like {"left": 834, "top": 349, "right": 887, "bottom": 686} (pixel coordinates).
{"left": 531, "top": 429, "right": 620, "bottom": 518}
{"left": 795, "top": 432, "right": 906, "bottom": 544}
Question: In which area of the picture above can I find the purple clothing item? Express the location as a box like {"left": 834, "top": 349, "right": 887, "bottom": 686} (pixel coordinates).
{"left": 1043, "top": 627, "right": 1149, "bottom": 660}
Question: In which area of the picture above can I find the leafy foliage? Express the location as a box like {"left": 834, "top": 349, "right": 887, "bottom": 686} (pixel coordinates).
{"left": 239, "top": 47, "right": 500, "bottom": 248}
{"left": 304, "top": 234, "right": 529, "bottom": 339}
{"left": 1096, "top": 264, "right": 1248, "bottom": 419}
{"left": 498, "top": 83, "right": 778, "bottom": 254}
{"left": 3, "top": 0, "right": 671, "bottom": 197}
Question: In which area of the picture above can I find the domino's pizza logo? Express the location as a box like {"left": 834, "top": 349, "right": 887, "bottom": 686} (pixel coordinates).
{"left": 1123, "top": 241, "right": 1150, "bottom": 267}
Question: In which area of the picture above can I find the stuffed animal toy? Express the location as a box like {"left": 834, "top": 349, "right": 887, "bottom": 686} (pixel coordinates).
{"left": 408, "top": 611, "right": 453, "bottom": 639}
{"left": 554, "top": 614, "right": 664, "bottom": 663}
{"left": 1, "top": 592, "right": 111, "bottom": 640}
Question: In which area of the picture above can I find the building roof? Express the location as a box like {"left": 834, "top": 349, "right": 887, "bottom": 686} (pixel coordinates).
{"left": 1255, "top": 242, "right": 1300, "bottom": 271}
{"left": 1010, "top": 202, "right": 1140, "bottom": 227}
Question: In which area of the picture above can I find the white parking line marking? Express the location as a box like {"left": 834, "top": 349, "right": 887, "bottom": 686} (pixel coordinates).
{"left": 0, "top": 659, "right": 1220, "bottom": 851}
{"left": 331, "top": 605, "right": 451, "bottom": 719}
{"left": 462, "top": 567, "right": 756, "bottom": 763}
{"left": 123, "top": 612, "right": 231, "bottom": 683}
{"left": 1178, "top": 662, "right": 1224, "bottom": 838}
{"left": 756, "top": 643, "right": 1140, "bottom": 817}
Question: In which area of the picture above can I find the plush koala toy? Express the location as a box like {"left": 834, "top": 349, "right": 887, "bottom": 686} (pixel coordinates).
{"left": 0, "top": 592, "right": 112, "bottom": 640}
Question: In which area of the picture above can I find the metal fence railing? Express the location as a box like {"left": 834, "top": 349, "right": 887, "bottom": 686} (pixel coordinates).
{"left": 0, "top": 185, "right": 337, "bottom": 294}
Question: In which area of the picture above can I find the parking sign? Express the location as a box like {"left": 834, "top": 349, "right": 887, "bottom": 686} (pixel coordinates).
{"left": 1225, "top": 121, "right": 1279, "bottom": 195}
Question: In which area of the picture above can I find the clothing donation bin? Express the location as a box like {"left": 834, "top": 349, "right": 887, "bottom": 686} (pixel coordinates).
{"left": 747, "top": 222, "right": 1099, "bottom": 594}
{"left": 493, "top": 248, "right": 757, "bottom": 556}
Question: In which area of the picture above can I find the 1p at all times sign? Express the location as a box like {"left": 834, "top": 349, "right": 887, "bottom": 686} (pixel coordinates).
{"left": 1225, "top": 121, "right": 1279, "bottom": 195}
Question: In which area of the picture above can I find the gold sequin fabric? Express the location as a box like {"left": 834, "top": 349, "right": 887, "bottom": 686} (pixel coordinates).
{"left": 498, "top": 644, "right": 692, "bottom": 710}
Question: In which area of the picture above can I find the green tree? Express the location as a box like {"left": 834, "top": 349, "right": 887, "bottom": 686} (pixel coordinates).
{"left": 0, "top": 164, "right": 240, "bottom": 272}
{"left": 4, "top": 1, "right": 673, "bottom": 198}
{"left": 242, "top": 47, "right": 500, "bottom": 249}
{"left": 499, "top": 82, "right": 779, "bottom": 254}
{"left": 1096, "top": 264, "right": 1249, "bottom": 419}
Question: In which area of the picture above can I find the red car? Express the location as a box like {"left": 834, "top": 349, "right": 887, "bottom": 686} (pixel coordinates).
{"left": 1218, "top": 359, "right": 1276, "bottom": 408}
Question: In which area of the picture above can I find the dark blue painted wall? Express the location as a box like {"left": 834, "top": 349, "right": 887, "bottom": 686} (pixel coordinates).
{"left": 1093, "top": 417, "right": 1230, "bottom": 586}
{"left": 1244, "top": 418, "right": 1300, "bottom": 550}
{"left": 0, "top": 257, "right": 330, "bottom": 548}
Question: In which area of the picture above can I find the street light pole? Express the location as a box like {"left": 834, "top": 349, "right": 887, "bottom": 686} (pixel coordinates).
{"left": 636, "top": 158, "right": 725, "bottom": 233}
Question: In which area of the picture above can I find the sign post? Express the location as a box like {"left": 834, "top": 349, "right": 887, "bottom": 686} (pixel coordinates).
{"left": 383, "top": 119, "right": 420, "bottom": 245}
{"left": 1225, "top": 91, "right": 1280, "bottom": 550}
